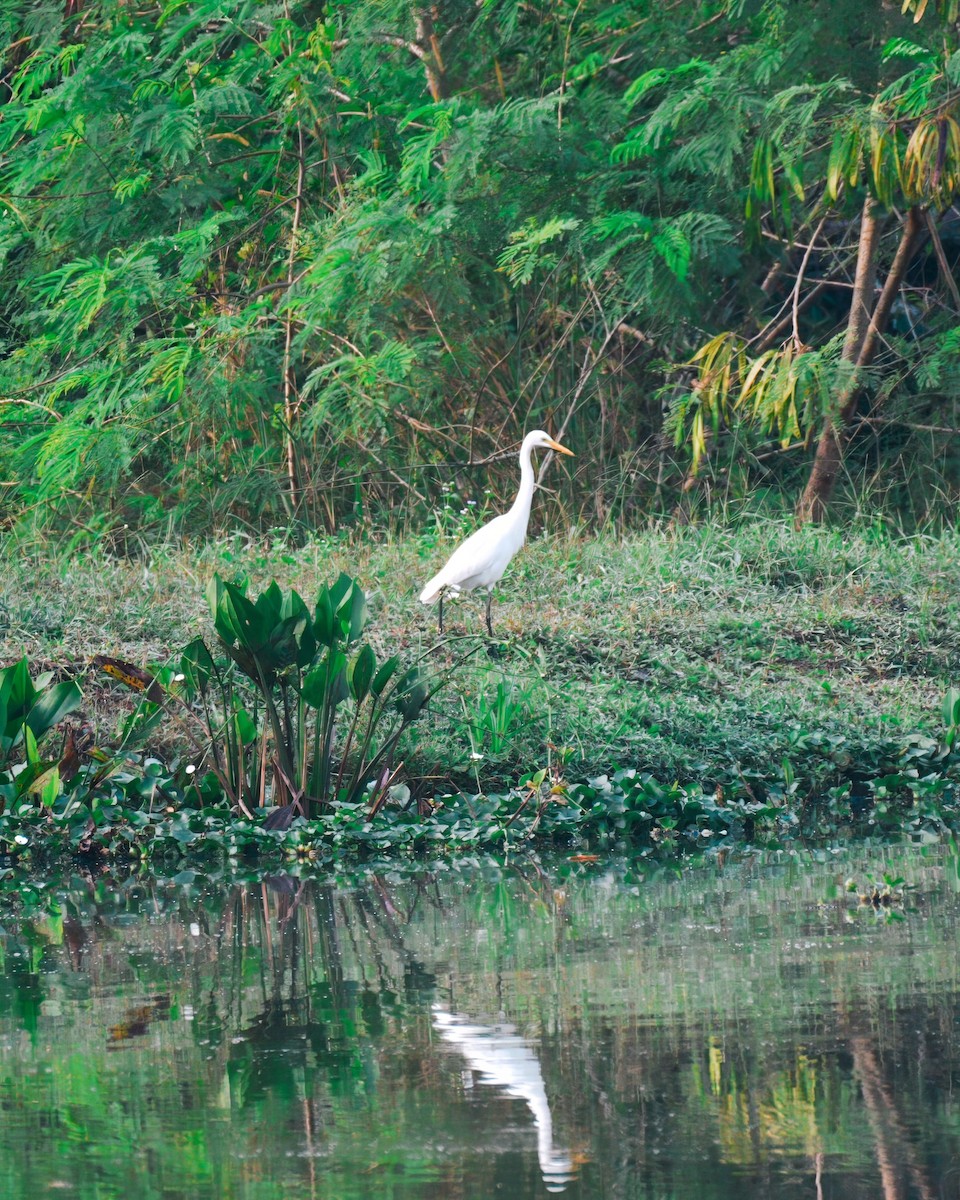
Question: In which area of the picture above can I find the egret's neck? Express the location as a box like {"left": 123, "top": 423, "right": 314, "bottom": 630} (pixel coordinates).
{"left": 509, "top": 441, "right": 537, "bottom": 522}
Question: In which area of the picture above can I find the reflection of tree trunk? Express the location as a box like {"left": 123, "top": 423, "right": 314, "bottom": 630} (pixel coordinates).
{"left": 796, "top": 204, "right": 922, "bottom": 524}
{"left": 354, "top": 876, "right": 437, "bottom": 994}
{"left": 850, "top": 1035, "right": 937, "bottom": 1200}
{"left": 302, "top": 1096, "right": 317, "bottom": 1196}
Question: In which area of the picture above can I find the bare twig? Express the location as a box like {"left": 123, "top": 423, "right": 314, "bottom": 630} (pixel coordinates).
{"left": 537, "top": 318, "right": 624, "bottom": 484}
{"left": 370, "top": 31, "right": 429, "bottom": 61}
{"left": 792, "top": 215, "right": 828, "bottom": 347}
{"left": 281, "top": 121, "right": 306, "bottom": 510}
{"left": 924, "top": 208, "right": 960, "bottom": 312}
{"left": 557, "top": 0, "right": 585, "bottom": 133}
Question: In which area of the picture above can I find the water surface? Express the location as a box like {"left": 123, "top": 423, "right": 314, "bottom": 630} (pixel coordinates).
{"left": 2, "top": 844, "right": 960, "bottom": 1198}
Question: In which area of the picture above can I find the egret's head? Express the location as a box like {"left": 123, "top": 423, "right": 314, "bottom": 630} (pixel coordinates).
{"left": 525, "top": 429, "right": 574, "bottom": 456}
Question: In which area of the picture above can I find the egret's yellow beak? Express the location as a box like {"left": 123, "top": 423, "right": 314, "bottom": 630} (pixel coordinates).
{"left": 547, "top": 437, "right": 574, "bottom": 456}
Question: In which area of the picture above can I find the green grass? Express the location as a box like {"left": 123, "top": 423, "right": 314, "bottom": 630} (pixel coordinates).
{"left": 3, "top": 517, "right": 960, "bottom": 798}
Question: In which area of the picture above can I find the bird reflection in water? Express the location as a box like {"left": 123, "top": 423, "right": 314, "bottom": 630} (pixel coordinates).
{"left": 432, "top": 1004, "right": 576, "bottom": 1193}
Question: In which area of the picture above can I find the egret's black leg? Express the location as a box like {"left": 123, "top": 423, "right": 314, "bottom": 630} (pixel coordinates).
{"left": 438, "top": 591, "right": 444, "bottom": 634}
{"left": 485, "top": 591, "right": 494, "bottom": 638}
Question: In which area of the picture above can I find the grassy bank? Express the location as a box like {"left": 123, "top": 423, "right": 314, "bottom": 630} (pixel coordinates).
{"left": 5, "top": 518, "right": 960, "bottom": 812}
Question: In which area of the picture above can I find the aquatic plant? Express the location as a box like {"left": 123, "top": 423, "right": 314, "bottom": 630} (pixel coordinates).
{"left": 0, "top": 658, "right": 82, "bottom": 810}
{"left": 172, "top": 573, "right": 437, "bottom": 820}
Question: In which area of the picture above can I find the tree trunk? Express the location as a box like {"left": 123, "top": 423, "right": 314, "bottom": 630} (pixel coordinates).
{"left": 414, "top": 7, "right": 448, "bottom": 101}
{"left": 796, "top": 198, "right": 882, "bottom": 524}
{"left": 796, "top": 204, "right": 921, "bottom": 523}
{"left": 796, "top": 202, "right": 922, "bottom": 524}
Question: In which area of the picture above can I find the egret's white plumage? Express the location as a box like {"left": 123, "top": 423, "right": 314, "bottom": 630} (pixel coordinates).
{"left": 419, "top": 429, "right": 574, "bottom": 634}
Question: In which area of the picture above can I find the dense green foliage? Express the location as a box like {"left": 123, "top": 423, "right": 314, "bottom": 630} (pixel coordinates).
{"left": 2, "top": 571, "right": 439, "bottom": 832}
{"left": 1, "top": 737, "right": 956, "bottom": 865}
{"left": 2, "top": 0, "right": 960, "bottom": 535}
{"left": 3, "top": 522, "right": 960, "bottom": 856}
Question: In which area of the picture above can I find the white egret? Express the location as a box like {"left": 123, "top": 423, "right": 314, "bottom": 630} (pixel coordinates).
{"left": 419, "top": 429, "right": 574, "bottom": 635}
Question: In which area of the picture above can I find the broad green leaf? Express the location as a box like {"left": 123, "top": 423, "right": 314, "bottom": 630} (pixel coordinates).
{"left": 259, "top": 580, "right": 284, "bottom": 624}
{"left": 24, "top": 724, "right": 40, "bottom": 766}
{"left": 328, "top": 573, "right": 353, "bottom": 611}
{"left": 395, "top": 669, "right": 428, "bottom": 721}
{"left": 345, "top": 584, "right": 367, "bottom": 644}
{"left": 0, "top": 659, "right": 35, "bottom": 735}
{"left": 371, "top": 656, "right": 400, "bottom": 697}
{"left": 25, "top": 679, "right": 83, "bottom": 741}
{"left": 13, "top": 759, "right": 58, "bottom": 799}
{"left": 180, "top": 638, "right": 216, "bottom": 695}
{"left": 39, "top": 765, "right": 61, "bottom": 807}
{"left": 233, "top": 708, "right": 258, "bottom": 746}
{"left": 302, "top": 651, "right": 348, "bottom": 709}
{"left": 313, "top": 591, "right": 335, "bottom": 648}
{"left": 349, "top": 644, "right": 375, "bottom": 704}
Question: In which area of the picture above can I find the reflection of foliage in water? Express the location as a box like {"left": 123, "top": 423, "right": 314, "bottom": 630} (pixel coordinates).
{"left": 694, "top": 1043, "right": 849, "bottom": 1164}
{"left": 0, "top": 848, "right": 959, "bottom": 1197}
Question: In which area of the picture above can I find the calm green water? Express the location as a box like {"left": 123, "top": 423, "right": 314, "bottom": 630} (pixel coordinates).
{"left": 2, "top": 844, "right": 960, "bottom": 1198}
